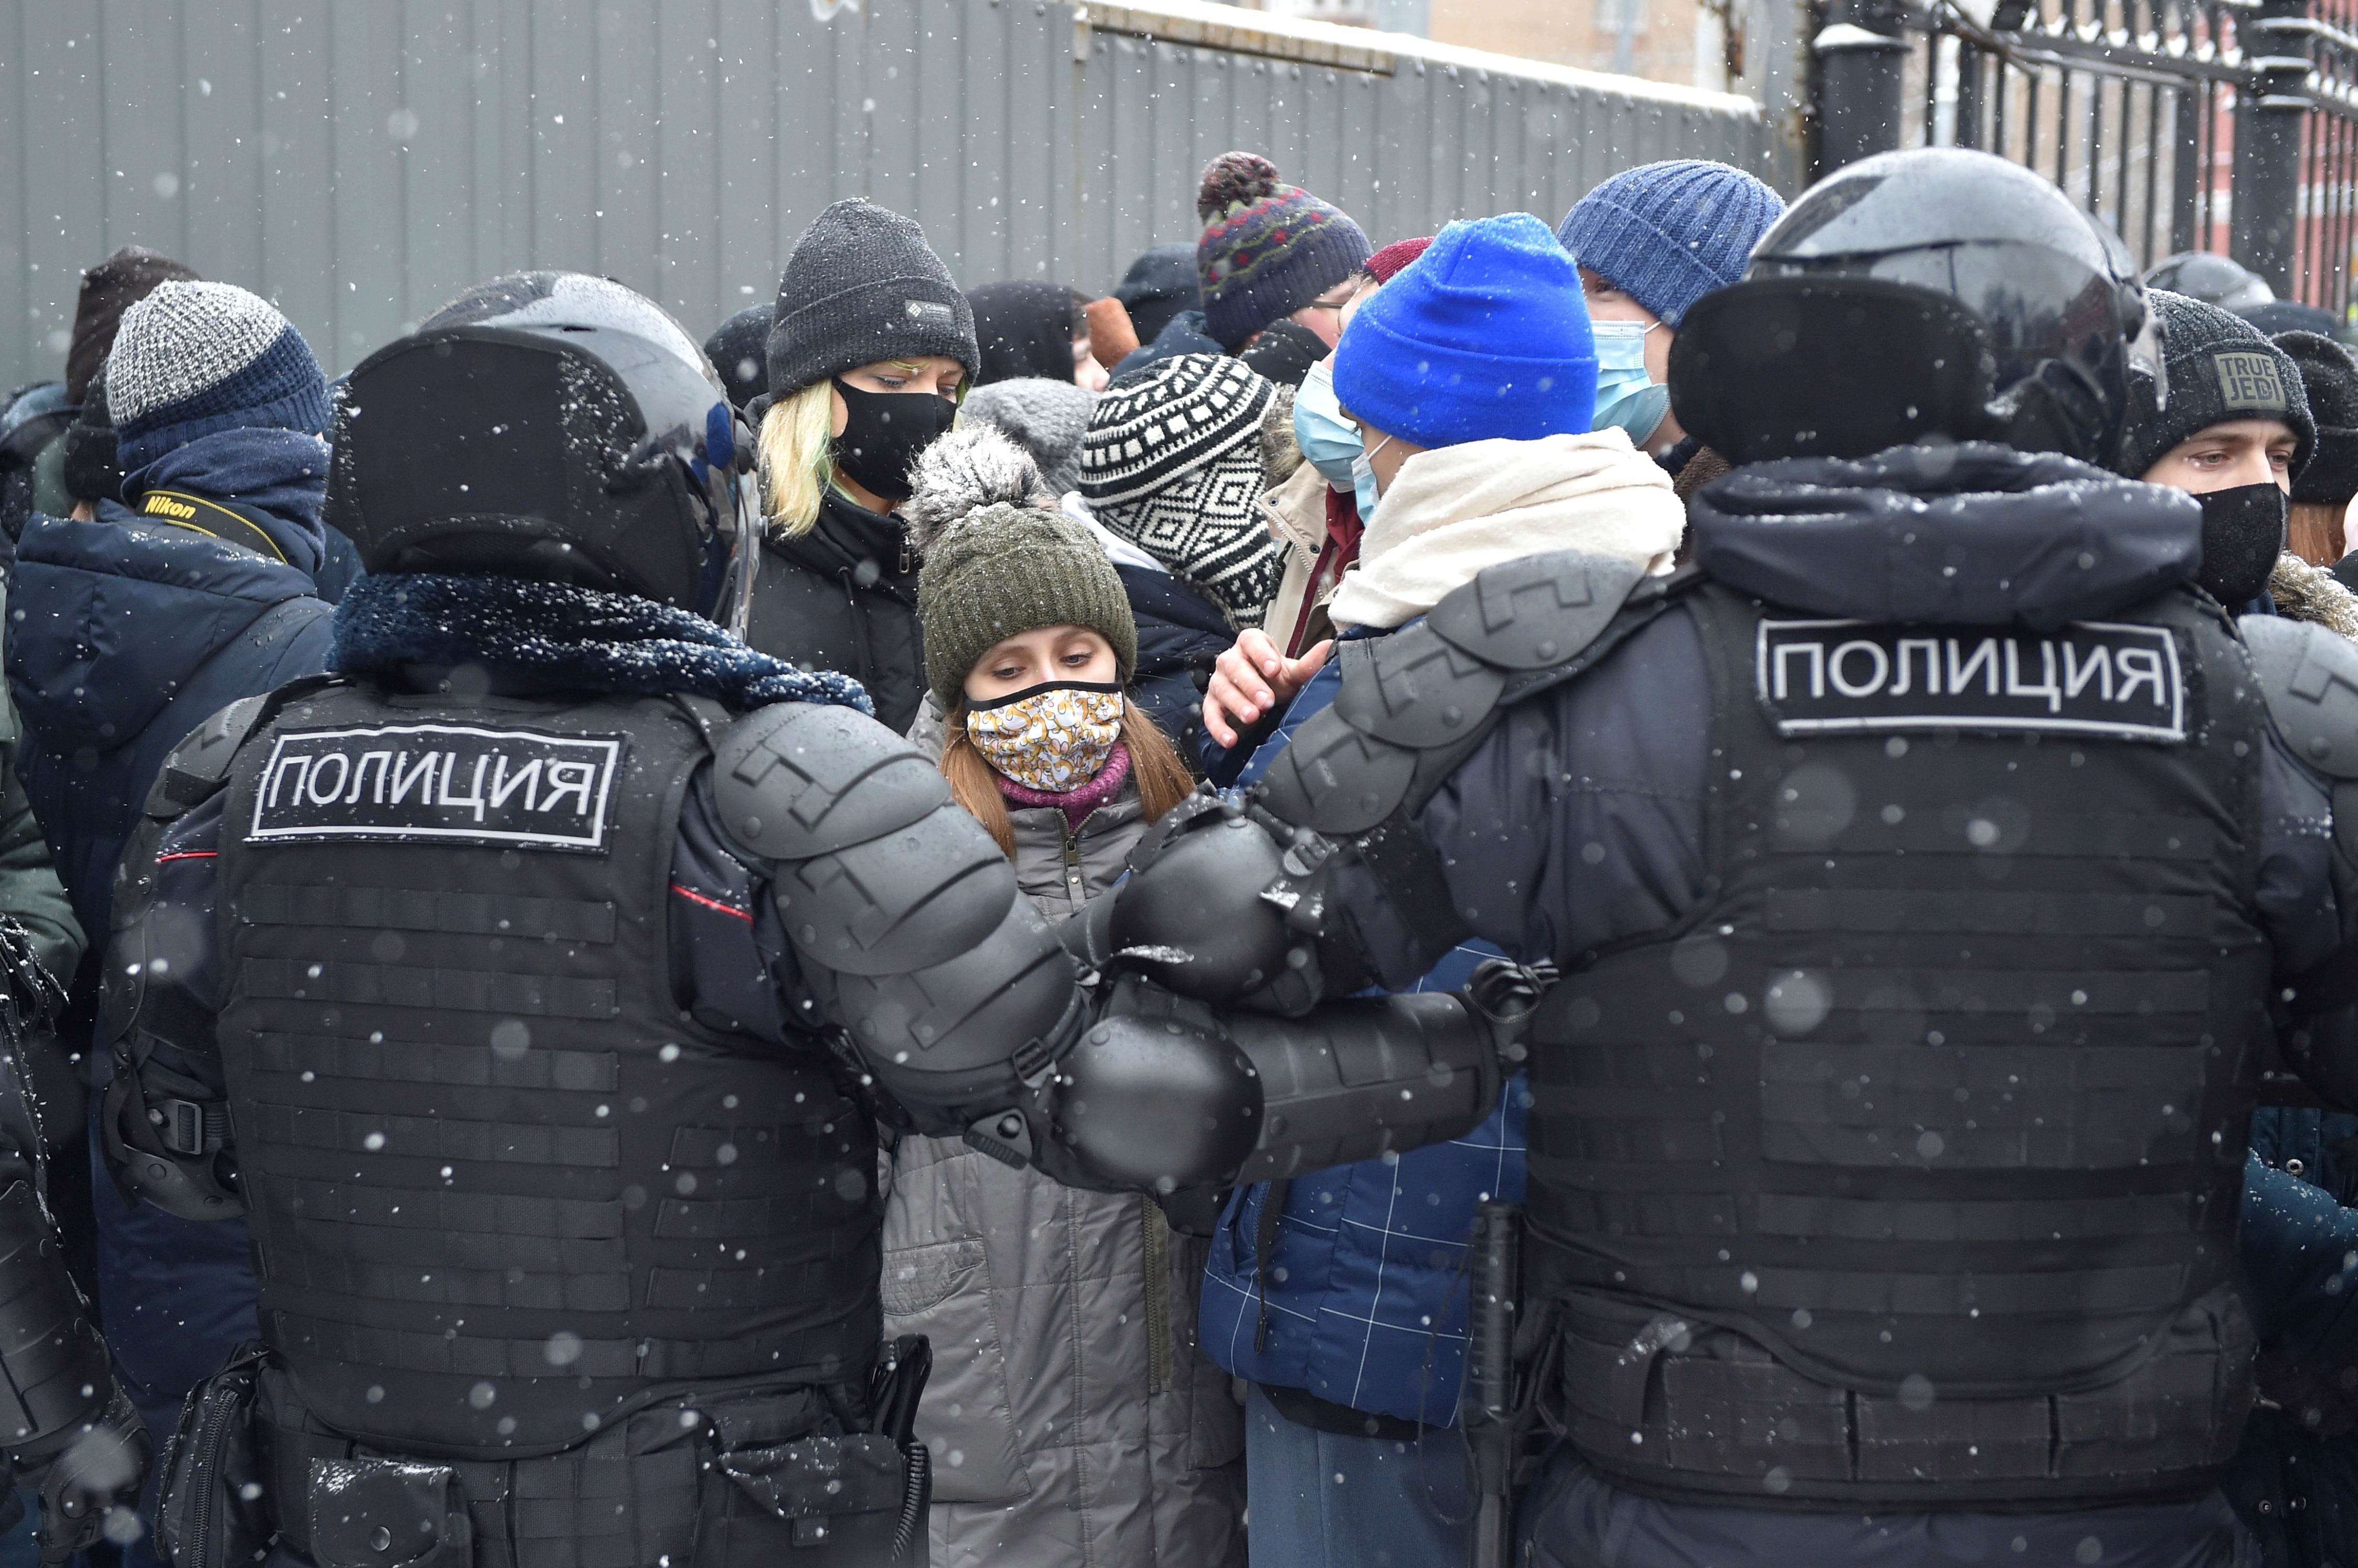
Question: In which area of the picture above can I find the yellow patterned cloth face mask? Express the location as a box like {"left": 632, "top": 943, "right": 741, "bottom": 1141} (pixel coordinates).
{"left": 964, "top": 681, "right": 1126, "bottom": 791}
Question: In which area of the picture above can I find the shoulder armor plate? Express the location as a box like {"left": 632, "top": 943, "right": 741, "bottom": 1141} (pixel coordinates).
{"left": 1425, "top": 548, "right": 1647, "bottom": 671}
{"left": 1331, "top": 623, "right": 1509, "bottom": 749}
{"left": 714, "top": 700, "right": 953, "bottom": 861}
{"left": 2242, "top": 613, "right": 2358, "bottom": 779}
{"left": 144, "top": 673, "right": 350, "bottom": 822}
{"left": 144, "top": 695, "right": 270, "bottom": 820}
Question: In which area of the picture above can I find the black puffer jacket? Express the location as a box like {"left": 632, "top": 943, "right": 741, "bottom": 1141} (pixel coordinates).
{"left": 745, "top": 488, "right": 925, "bottom": 733}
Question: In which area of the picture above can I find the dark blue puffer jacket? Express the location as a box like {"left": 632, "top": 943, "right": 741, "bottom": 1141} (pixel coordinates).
{"left": 1119, "top": 562, "right": 1230, "bottom": 767}
{"left": 8, "top": 494, "right": 331, "bottom": 1561}
{"left": 11, "top": 501, "right": 332, "bottom": 946}
{"left": 1196, "top": 630, "right": 1527, "bottom": 1427}
{"left": 2228, "top": 1109, "right": 2358, "bottom": 1568}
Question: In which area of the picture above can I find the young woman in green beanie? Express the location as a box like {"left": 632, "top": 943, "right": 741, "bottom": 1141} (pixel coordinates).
{"left": 877, "top": 433, "right": 1243, "bottom": 1568}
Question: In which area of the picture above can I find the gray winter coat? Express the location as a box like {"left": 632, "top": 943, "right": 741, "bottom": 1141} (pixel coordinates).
{"left": 881, "top": 780, "right": 1247, "bottom": 1568}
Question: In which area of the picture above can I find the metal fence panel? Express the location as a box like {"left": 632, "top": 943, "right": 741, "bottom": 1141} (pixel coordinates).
{"left": 1, "top": 0, "right": 1770, "bottom": 389}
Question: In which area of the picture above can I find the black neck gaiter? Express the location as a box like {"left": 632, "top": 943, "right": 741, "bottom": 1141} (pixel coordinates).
{"left": 2195, "top": 481, "right": 2287, "bottom": 608}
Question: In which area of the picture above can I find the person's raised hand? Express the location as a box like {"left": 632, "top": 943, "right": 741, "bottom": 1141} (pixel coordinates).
{"left": 1200, "top": 630, "right": 1331, "bottom": 750}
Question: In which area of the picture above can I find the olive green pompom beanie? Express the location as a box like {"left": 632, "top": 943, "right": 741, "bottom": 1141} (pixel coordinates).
{"left": 916, "top": 501, "right": 1138, "bottom": 711}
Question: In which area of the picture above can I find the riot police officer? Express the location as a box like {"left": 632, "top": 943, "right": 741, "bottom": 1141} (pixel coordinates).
{"left": 1082, "top": 148, "right": 2358, "bottom": 1565}
{"left": 97, "top": 271, "right": 1506, "bottom": 1568}
{"left": 0, "top": 917, "right": 149, "bottom": 1564}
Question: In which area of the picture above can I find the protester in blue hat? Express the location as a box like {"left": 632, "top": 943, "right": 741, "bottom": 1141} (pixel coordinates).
{"left": 8, "top": 279, "right": 342, "bottom": 1568}
{"left": 1191, "top": 212, "right": 1686, "bottom": 1568}
{"left": 1557, "top": 158, "right": 1785, "bottom": 490}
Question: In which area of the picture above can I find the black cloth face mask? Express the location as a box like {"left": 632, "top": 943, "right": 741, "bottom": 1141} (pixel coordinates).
{"left": 2195, "top": 481, "right": 2287, "bottom": 609}
{"left": 831, "top": 378, "right": 957, "bottom": 505}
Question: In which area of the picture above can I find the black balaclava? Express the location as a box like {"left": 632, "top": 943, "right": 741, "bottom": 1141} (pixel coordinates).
{"left": 831, "top": 379, "right": 957, "bottom": 505}
{"left": 2196, "top": 481, "right": 2288, "bottom": 608}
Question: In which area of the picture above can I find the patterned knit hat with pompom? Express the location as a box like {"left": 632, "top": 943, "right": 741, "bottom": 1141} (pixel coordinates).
{"left": 1194, "top": 152, "right": 1372, "bottom": 351}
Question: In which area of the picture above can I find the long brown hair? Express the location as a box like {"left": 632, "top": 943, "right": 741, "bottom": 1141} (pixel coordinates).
{"left": 940, "top": 699, "right": 1195, "bottom": 858}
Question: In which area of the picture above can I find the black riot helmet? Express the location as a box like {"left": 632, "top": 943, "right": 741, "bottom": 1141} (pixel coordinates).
{"left": 2144, "top": 251, "right": 2274, "bottom": 314}
{"left": 1668, "top": 148, "right": 2163, "bottom": 467}
{"left": 325, "top": 272, "right": 754, "bottom": 611}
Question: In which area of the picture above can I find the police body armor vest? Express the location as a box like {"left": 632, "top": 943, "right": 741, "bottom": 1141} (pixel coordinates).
{"left": 211, "top": 682, "right": 880, "bottom": 1457}
{"left": 1534, "top": 583, "right": 2272, "bottom": 1509}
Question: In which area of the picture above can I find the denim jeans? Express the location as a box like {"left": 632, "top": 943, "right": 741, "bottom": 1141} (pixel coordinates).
{"left": 1242, "top": 1383, "right": 1474, "bottom": 1568}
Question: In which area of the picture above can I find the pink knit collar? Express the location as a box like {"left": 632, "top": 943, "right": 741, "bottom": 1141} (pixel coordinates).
{"left": 995, "top": 743, "right": 1133, "bottom": 831}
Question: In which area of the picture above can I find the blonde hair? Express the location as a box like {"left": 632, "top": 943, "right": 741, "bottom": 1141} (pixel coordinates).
{"left": 756, "top": 380, "right": 838, "bottom": 541}
{"left": 940, "top": 702, "right": 1196, "bottom": 860}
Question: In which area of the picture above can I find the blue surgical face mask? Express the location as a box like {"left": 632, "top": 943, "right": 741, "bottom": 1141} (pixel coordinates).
{"left": 1591, "top": 319, "right": 1671, "bottom": 447}
{"left": 1349, "top": 433, "right": 1395, "bottom": 523}
{"left": 1293, "top": 359, "right": 1362, "bottom": 490}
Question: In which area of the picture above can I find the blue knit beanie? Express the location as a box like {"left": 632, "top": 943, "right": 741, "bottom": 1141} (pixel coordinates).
{"left": 1330, "top": 214, "right": 1596, "bottom": 450}
{"left": 1556, "top": 160, "right": 1786, "bottom": 328}
{"left": 107, "top": 280, "right": 329, "bottom": 470}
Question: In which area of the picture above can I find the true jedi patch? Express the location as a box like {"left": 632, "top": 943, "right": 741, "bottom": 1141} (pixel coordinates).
{"left": 1755, "top": 620, "right": 2187, "bottom": 742}
{"left": 247, "top": 725, "right": 625, "bottom": 851}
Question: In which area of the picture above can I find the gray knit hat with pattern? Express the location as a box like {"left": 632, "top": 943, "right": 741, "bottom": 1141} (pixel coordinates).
{"left": 918, "top": 501, "right": 1138, "bottom": 711}
{"left": 766, "top": 199, "right": 979, "bottom": 396}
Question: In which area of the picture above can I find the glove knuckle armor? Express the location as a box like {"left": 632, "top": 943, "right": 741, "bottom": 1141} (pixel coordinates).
{"left": 1107, "top": 810, "right": 1293, "bottom": 1000}
{"left": 714, "top": 700, "right": 953, "bottom": 861}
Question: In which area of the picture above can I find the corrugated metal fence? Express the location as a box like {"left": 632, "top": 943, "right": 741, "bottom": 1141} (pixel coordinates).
{"left": 0, "top": 0, "right": 1769, "bottom": 388}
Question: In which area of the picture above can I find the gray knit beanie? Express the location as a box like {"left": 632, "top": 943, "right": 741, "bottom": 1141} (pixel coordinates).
{"left": 2121, "top": 290, "right": 2316, "bottom": 480}
{"left": 766, "top": 200, "right": 979, "bottom": 396}
{"left": 960, "top": 378, "right": 1100, "bottom": 496}
{"left": 107, "top": 280, "right": 329, "bottom": 471}
{"left": 918, "top": 501, "right": 1138, "bottom": 711}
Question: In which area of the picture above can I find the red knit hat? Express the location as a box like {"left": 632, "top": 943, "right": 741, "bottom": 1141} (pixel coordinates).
{"left": 1366, "top": 237, "right": 1434, "bottom": 284}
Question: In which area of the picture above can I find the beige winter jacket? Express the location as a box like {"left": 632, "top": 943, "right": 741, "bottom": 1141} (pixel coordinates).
{"left": 881, "top": 778, "right": 1248, "bottom": 1568}
{"left": 1257, "top": 461, "right": 1341, "bottom": 659}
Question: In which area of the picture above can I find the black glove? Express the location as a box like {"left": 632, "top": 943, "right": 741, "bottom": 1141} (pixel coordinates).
{"left": 19, "top": 1387, "right": 149, "bottom": 1565}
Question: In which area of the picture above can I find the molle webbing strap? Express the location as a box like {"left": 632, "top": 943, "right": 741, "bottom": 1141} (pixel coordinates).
{"left": 240, "top": 883, "right": 617, "bottom": 943}
{"left": 253, "top": 1034, "right": 619, "bottom": 1092}
{"left": 248, "top": 1101, "right": 621, "bottom": 1167}
{"left": 1555, "top": 1285, "right": 2250, "bottom": 1508}
{"left": 275, "top": 1312, "right": 859, "bottom": 1383}
{"left": 240, "top": 958, "right": 619, "bottom": 1020}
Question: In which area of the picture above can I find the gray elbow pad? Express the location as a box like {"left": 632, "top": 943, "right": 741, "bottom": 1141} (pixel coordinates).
{"left": 1041, "top": 974, "right": 1512, "bottom": 1192}
{"left": 716, "top": 701, "right": 1086, "bottom": 1122}
{"left": 1222, "top": 991, "right": 1500, "bottom": 1182}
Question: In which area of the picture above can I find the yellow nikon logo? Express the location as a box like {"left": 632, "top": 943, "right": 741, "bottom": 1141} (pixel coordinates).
{"left": 142, "top": 494, "right": 197, "bottom": 522}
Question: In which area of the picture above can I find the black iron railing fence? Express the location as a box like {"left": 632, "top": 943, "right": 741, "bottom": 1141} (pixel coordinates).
{"left": 1814, "top": 0, "right": 2358, "bottom": 317}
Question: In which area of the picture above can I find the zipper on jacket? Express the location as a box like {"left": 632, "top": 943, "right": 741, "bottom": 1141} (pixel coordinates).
{"left": 1062, "top": 825, "right": 1086, "bottom": 912}
{"left": 1143, "top": 1197, "right": 1173, "bottom": 1394}
{"left": 178, "top": 1368, "right": 251, "bottom": 1568}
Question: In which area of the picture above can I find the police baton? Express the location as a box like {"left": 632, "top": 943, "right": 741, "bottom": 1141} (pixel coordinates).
{"left": 1462, "top": 1200, "right": 1522, "bottom": 1568}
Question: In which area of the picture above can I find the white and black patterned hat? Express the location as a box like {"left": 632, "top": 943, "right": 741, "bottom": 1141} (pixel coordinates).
{"left": 1078, "top": 354, "right": 1285, "bottom": 627}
